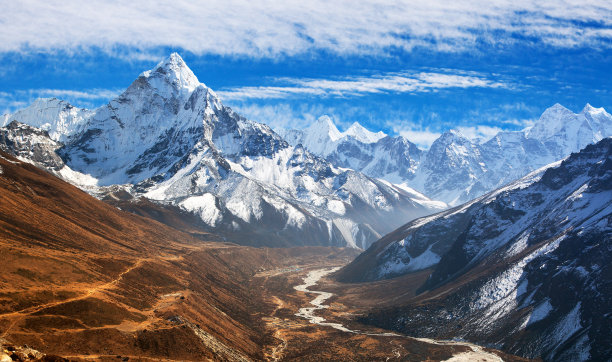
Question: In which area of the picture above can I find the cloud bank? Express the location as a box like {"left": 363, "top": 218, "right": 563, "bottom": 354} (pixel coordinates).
{"left": 0, "top": 88, "right": 121, "bottom": 114}
{"left": 217, "top": 70, "right": 509, "bottom": 100}
{"left": 2, "top": 1, "right": 611, "bottom": 57}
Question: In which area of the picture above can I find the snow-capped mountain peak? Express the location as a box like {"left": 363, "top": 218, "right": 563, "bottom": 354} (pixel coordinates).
{"left": 1, "top": 97, "right": 92, "bottom": 142}
{"left": 581, "top": 103, "right": 612, "bottom": 136}
{"left": 139, "top": 52, "right": 201, "bottom": 97}
{"left": 298, "top": 115, "right": 344, "bottom": 155}
{"left": 344, "top": 122, "right": 387, "bottom": 143}
{"left": 526, "top": 103, "right": 576, "bottom": 140}
{"left": 311, "top": 115, "right": 343, "bottom": 141}
{"left": 0, "top": 53, "right": 445, "bottom": 249}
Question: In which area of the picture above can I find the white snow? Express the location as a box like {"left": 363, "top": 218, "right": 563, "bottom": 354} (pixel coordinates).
{"left": 56, "top": 166, "right": 99, "bottom": 187}
{"left": 547, "top": 302, "right": 584, "bottom": 358}
{"left": 344, "top": 122, "right": 386, "bottom": 143}
{"left": 327, "top": 199, "right": 346, "bottom": 215}
{"left": 2, "top": 98, "right": 92, "bottom": 142}
{"left": 473, "top": 234, "right": 565, "bottom": 311}
{"left": 404, "top": 245, "right": 441, "bottom": 271}
{"left": 527, "top": 299, "right": 553, "bottom": 326}
{"left": 179, "top": 194, "right": 222, "bottom": 227}
{"left": 376, "top": 243, "right": 441, "bottom": 278}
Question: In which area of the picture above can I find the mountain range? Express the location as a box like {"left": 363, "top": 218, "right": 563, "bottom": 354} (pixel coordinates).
{"left": 1, "top": 52, "right": 610, "bottom": 361}
{"left": 0, "top": 53, "right": 444, "bottom": 249}
{"left": 279, "top": 104, "right": 612, "bottom": 205}
{"left": 336, "top": 137, "right": 612, "bottom": 361}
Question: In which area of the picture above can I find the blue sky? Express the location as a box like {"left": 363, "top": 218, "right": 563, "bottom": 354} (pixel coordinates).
{"left": 1, "top": 1, "right": 611, "bottom": 147}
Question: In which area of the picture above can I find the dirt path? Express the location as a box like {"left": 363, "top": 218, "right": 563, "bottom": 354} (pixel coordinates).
{"left": 0, "top": 258, "right": 149, "bottom": 338}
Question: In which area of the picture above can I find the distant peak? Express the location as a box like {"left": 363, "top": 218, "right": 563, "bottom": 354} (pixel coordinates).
{"left": 543, "top": 103, "right": 572, "bottom": 115}
{"left": 346, "top": 122, "right": 368, "bottom": 134}
{"left": 306, "top": 115, "right": 342, "bottom": 142}
{"left": 445, "top": 129, "right": 468, "bottom": 139}
{"left": 526, "top": 103, "right": 579, "bottom": 140}
{"left": 315, "top": 115, "right": 335, "bottom": 127}
{"left": 581, "top": 103, "right": 607, "bottom": 114}
{"left": 344, "top": 122, "right": 386, "bottom": 143}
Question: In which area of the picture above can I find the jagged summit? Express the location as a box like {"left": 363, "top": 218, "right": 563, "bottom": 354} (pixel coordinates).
{"left": 582, "top": 103, "right": 601, "bottom": 113}
{"left": 297, "top": 115, "right": 343, "bottom": 155}
{"left": 138, "top": 52, "right": 202, "bottom": 96}
{"left": 345, "top": 122, "right": 386, "bottom": 143}
{"left": 310, "top": 115, "right": 343, "bottom": 141}
{"left": 527, "top": 103, "right": 576, "bottom": 140}
{"left": 1, "top": 97, "right": 91, "bottom": 142}
{"left": 434, "top": 129, "right": 471, "bottom": 145}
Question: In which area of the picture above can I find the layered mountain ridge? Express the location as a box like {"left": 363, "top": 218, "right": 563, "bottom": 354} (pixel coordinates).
{"left": 0, "top": 53, "right": 444, "bottom": 248}
{"left": 281, "top": 104, "right": 612, "bottom": 205}
{"left": 336, "top": 137, "right": 612, "bottom": 361}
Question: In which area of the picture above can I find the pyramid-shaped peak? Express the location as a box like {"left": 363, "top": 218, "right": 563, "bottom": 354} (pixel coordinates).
{"left": 157, "top": 52, "right": 188, "bottom": 71}
{"left": 139, "top": 53, "right": 201, "bottom": 94}
{"left": 303, "top": 115, "right": 343, "bottom": 144}
{"left": 526, "top": 103, "right": 578, "bottom": 140}
{"left": 314, "top": 115, "right": 335, "bottom": 127}
{"left": 542, "top": 103, "right": 573, "bottom": 116}
{"left": 443, "top": 129, "right": 469, "bottom": 140}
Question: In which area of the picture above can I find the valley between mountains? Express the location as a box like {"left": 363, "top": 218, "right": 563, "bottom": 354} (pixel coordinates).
{"left": 0, "top": 151, "right": 526, "bottom": 361}
{"left": 1, "top": 53, "right": 610, "bottom": 361}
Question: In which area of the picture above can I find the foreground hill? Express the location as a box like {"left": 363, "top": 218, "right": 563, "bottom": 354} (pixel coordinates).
{"left": 336, "top": 138, "right": 612, "bottom": 361}
{"left": 0, "top": 150, "right": 349, "bottom": 360}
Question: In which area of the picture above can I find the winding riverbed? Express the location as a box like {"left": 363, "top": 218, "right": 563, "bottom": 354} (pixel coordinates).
{"left": 294, "top": 267, "right": 401, "bottom": 336}
{"left": 294, "top": 267, "right": 505, "bottom": 362}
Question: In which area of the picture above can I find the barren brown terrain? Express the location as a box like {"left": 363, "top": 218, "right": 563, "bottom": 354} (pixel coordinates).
{"left": 0, "top": 151, "right": 533, "bottom": 361}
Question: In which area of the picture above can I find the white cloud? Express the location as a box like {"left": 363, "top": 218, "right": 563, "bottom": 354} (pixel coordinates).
{"left": 502, "top": 118, "right": 537, "bottom": 129}
{"left": 394, "top": 127, "right": 442, "bottom": 149}
{"left": 228, "top": 103, "right": 337, "bottom": 131}
{"left": 217, "top": 70, "right": 509, "bottom": 100}
{"left": 32, "top": 88, "right": 121, "bottom": 100}
{"left": 0, "top": 88, "right": 120, "bottom": 114}
{"left": 457, "top": 125, "right": 504, "bottom": 143}
{"left": 1, "top": 1, "right": 611, "bottom": 58}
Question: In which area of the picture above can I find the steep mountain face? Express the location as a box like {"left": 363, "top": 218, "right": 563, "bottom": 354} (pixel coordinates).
{"left": 337, "top": 138, "right": 612, "bottom": 361}
{"left": 279, "top": 117, "right": 423, "bottom": 184}
{"left": 0, "top": 53, "right": 444, "bottom": 248}
{"left": 411, "top": 130, "right": 488, "bottom": 204}
{"left": 281, "top": 104, "right": 612, "bottom": 206}
{"left": 0, "top": 121, "right": 98, "bottom": 189}
{"left": 1, "top": 97, "right": 91, "bottom": 142}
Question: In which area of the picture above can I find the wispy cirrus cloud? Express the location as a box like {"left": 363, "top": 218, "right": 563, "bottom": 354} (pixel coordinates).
{"left": 217, "top": 70, "right": 510, "bottom": 100}
{"left": 1, "top": 1, "right": 611, "bottom": 58}
{"left": 29, "top": 88, "right": 121, "bottom": 101}
{"left": 0, "top": 88, "right": 120, "bottom": 114}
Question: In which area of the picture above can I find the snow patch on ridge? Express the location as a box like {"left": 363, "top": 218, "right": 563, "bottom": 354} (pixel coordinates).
{"left": 180, "top": 194, "right": 222, "bottom": 227}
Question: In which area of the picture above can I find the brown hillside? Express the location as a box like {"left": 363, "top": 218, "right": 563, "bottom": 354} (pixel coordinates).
{"left": 0, "top": 151, "right": 308, "bottom": 360}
